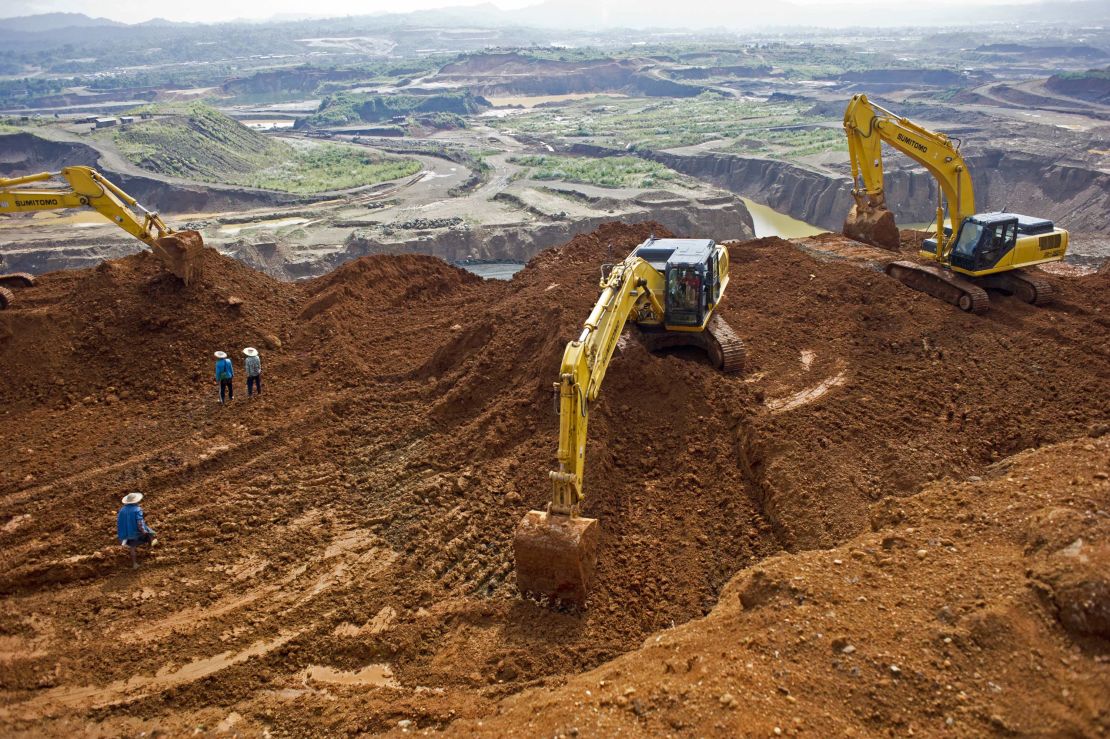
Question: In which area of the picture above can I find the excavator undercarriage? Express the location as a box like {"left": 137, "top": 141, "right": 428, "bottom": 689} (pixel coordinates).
{"left": 638, "top": 314, "right": 746, "bottom": 374}
{"left": 0, "top": 269, "right": 35, "bottom": 310}
{"left": 885, "top": 261, "right": 1055, "bottom": 314}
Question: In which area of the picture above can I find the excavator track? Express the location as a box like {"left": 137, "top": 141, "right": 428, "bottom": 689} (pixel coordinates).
{"left": 886, "top": 260, "right": 990, "bottom": 314}
{"left": 0, "top": 286, "right": 12, "bottom": 310}
{"left": 637, "top": 313, "right": 745, "bottom": 373}
{"left": 977, "top": 269, "right": 1055, "bottom": 306}
{"left": 0, "top": 273, "right": 35, "bottom": 289}
{"left": 706, "top": 314, "right": 746, "bottom": 374}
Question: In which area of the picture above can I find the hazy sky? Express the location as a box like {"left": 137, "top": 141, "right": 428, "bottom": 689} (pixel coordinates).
{"left": 4, "top": 0, "right": 1036, "bottom": 24}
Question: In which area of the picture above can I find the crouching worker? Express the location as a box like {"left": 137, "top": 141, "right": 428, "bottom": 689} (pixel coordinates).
{"left": 117, "top": 492, "right": 157, "bottom": 569}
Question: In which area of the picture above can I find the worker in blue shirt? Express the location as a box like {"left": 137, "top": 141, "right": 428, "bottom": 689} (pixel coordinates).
{"left": 117, "top": 492, "right": 156, "bottom": 569}
{"left": 214, "top": 350, "right": 234, "bottom": 404}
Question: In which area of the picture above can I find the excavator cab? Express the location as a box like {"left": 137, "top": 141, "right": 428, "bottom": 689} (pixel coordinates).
{"left": 949, "top": 215, "right": 1017, "bottom": 271}
{"left": 922, "top": 213, "right": 1058, "bottom": 275}
{"left": 633, "top": 238, "right": 722, "bottom": 328}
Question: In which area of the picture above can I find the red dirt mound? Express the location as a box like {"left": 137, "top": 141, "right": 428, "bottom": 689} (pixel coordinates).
{"left": 0, "top": 247, "right": 292, "bottom": 410}
{"left": 446, "top": 435, "right": 1110, "bottom": 737}
{"left": 0, "top": 222, "right": 1105, "bottom": 736}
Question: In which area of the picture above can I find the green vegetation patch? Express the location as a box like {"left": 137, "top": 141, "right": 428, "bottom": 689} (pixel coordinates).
{"left": 510, "top": 154, "right": 678, "bottom": 189}
{"left": 303, "top": 91, "right": 488, "bottom": 127}
{"left": 1052, "top": 66, "right": 1110, "bottom": 81}
{"left": 497, "top": 93, "right": 815, "bottom": 150}
{"left": 113, "top": 103, "right": 420, "bottom": 194}
{"left": 726, "top": 126, "right": 845, "bottom": 158}
{"left": 241, "top": 144, "right": 421, "bottom": 194}
{"left": 115, "top": 104, "right": 286, "bottom": 180}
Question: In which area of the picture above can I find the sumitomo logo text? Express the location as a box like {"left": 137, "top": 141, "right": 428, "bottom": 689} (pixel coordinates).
{"left": 896, "top": 133, "right": 927, "bottom": 154}
{"left": 15, "top": 198, "right": 59, "bottom": 207}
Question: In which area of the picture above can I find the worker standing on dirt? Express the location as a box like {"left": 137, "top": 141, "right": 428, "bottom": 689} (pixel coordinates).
{"left": 243, "top": 347, "right": 262, "bottom": 397}
{"left": 214, "top": 350, "right": 234, "bottom": 404}
{"left": 117, "top": 492, "right": 156, "bottom": 570}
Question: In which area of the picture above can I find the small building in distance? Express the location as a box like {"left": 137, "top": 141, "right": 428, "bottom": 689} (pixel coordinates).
{"left": 94, "top": 117, "right": 119, "bottom": 128}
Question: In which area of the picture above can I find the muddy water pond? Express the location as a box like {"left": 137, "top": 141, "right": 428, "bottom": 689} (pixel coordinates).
{"left": 742, "top": 197, "right": 824, "bottom": 239}
{"left": 459, "top": 262, "right": 525, "bottom": 280}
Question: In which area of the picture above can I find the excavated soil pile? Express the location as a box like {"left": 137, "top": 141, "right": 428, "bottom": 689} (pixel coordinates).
{"left": 448, "top": 435, "right": 1110, "bottom": 737}
{"left": 0, "top": 224, "right": 1106, "bottom": 736}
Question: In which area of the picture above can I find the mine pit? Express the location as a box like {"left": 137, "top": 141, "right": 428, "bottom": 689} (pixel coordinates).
{"left": 0, "top": 219, "right": 1106, "bottom": 735}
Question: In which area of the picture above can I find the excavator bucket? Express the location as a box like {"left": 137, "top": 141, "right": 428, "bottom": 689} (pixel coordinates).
{"left": 514, "top": 510, "right": 599, "bottom": 608}
{"left": 152, "top": 230, "right": 205, "bottom": 285}
{"left": 844, "top": 202, "right": 900, "bottom": 251}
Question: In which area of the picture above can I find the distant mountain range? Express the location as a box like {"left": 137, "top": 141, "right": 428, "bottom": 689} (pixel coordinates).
{"left": 0, "top": 12, "right": 199, "bottom": 31}
{"left": 0, "top": 12, "right": 122, "bottom": 32}
{"left": 3, "top": 0, "right": 1110, "bottom": 30}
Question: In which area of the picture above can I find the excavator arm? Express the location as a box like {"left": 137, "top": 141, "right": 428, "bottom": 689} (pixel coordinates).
{"left": 550, "top": 257, "right": 665, "bottom": 513}
{"left": 515, "top": 255, "right": 664, "bottom": 606}
{"left": 0, "top": 166, "right": 203, "bottom": 284}
{"left": 843, "top": 93, "right": 975, "bottom": 257}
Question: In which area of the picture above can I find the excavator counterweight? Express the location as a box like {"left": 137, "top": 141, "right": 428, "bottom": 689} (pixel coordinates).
{"left": 0, "top": 166, "right": 204, "bottom": 308}
{"left": 513, "top": 236, "right": 744, "bottom": 608}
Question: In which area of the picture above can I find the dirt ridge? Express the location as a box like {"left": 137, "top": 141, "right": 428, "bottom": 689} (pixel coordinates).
{"left": 0, "top": 223, "right": 1106, "bottom": 736}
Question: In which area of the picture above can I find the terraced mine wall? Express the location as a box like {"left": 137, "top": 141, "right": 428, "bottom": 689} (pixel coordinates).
{"left": 649, "top": 150, "right": 1110, "bottom": 235}
{"left": 272, "top": 194, "right": 753, "bottom": 279}
{"left": 569, "top": 143, "right": 1110, "bottom": 237}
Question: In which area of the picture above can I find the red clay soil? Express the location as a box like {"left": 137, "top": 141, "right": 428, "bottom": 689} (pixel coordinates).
{"left": 0, "top": 223, "right": 1106, "bottom": 736}
{"left": 446, "top": 436, "right": 1110, "bottom": 737}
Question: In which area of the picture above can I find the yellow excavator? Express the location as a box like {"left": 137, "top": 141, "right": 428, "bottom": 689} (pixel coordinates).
{"left": 0, "top": 166, "right": 204, "bottom": 308}
{"left": 843, "top": 93, "right": 1067, "bottom": 313}
{"left": 513, "top": 236, "right": 743, "bottom": 607}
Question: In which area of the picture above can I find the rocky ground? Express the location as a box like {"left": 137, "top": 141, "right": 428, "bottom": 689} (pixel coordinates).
{"left": 0, "top": 223, "right": 1106, "bottom": 736}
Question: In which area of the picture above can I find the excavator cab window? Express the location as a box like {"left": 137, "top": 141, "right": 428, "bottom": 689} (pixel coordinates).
{"left": 951, "top": 220, "right": 984, "bottom": 267}
{"left": 666, "top": 265, "right": 704, "bottom": 326}
{"left": 980, "top": 221, "right": 1017, "bottom": 269}
{"left": 951, "top": 217, "right": 1018, "bottom": 271}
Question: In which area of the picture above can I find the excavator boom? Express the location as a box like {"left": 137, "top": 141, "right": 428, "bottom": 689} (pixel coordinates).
{"left": 843, "top": 94, "right": 975, "bottom": 253}
{"left": 0, "top": 166, "right": 204, "bottom": 291}
{"left": 514, "top": 256, "right": 662, "bottom": 606}
{"left": 514, "top": 237, "right": 743, "bottom": 607}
